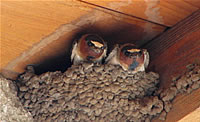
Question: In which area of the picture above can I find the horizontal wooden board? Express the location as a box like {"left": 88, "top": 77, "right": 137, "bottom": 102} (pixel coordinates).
{"left": 1, "top": 1, "right": 89, "bottom": 69}
{"left": 81, "top": 0, "right": 199, "bottom": 26}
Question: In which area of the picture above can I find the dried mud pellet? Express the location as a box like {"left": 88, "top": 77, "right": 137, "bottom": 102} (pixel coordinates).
{"left": 164, "top": 101, "right": 172, "bottom": 112}
{"left": 119, "top": 91, "right": 129, "bottom": 98}
{"left": 99, "top": 99, "right": 104, "bottom": 105}
{"left": 110, "top": 84, "right": 120, "bottom": 93}
{"left": 24, "top": 100, "right": 31, "bottom": 107}
{"left": 90, "top": 99, "right": 98, "bottom": 105}
{"left": 31, "top": 88, "right": 38, "bottom": 94}
{"left": 82, "top": 63, "right": 94, "bottom": 70}
{"left": 24, "top": 92, "right": 31, "bottom": 99}
{"left": 191, "top": 74, "right": 200, "bottom": 81}
{"left": 120, "top": 86, "right": 128, "bottom": 91}
{"left": 186, "top": 64, "right": 195, "bottom": 71}
{"left": 86, "top": 92, "right": 93, "bottom": 97}
{"left": 107, "top": 93, "right": 114, "bottom": 100}
{"left": 79, "top": 92, "right": 86, "bottom": 99}
{"left": 123, "top": 106, "right": 129, "bottom": 111}
{"left": 161, "top": 87, "right": 177, "bottom": 102}
{"left": 18, "top": 92, "right": 25, "bottom": 98}
{"left": 45, "top": 116, "right": 52, "bottom": 122}
{"left": 95, "top": 102, "right": 102, "bottom": 108}
{"left": 124, "top": 110, "right": 132, "bottom": 116}
{"left": 191, "top": 82, "right": 199, "bottom": 90}
{"left": 116, "top": 113, "right": 123, "bottom": 120}
{"left": 95, "top": 109, "right": 102, "bottom": 116}
{"left": 159, "top": 110, "right": 167, "bottom": 120}
{"left": 95, "top": 93, "right": 103, "bottom": 100}
{"left": 145, "top": 117, "right": 151, "bottom": 122}
{"left": 20, "top": 86, "right": 28, "bottom": 91}
{"left": 82, "top": 106, "right": 91, "bottom": 113}
{"left": 32, "top": 82, "right": 40, "bottom": 89}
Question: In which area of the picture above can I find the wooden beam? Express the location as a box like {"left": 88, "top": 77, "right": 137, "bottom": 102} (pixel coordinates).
{"left": 144, "top": 10, "right": 200, "bottom": 122}
{"left": 179, "top": 107, "right": 200, "bottom": 122}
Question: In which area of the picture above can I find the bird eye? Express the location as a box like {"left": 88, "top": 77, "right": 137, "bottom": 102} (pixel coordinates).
{"left": 87, "top": 41, "right": 94, "bottom": 47}
{"left": 124, "top": 51, "right": 130, "bottom": 56}
{"left": 101, "top": 46, "right": 105, "bottom": 50}
{"left": 139, "top": 50, "right": 142, "bottom": 54}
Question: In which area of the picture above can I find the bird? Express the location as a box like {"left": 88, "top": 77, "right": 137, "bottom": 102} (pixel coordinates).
{"left": 105, "top": 43, "right": 149, "bottom": 73}
{"left": 71, "top": 34, "right": 107, "bottom": 65}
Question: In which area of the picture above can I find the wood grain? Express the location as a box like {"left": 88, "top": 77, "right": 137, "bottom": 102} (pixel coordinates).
{"left": 179, "top": 107, "right": 200, "bottom": 122}
{"left": 1, "top": 1, "right": 89, "bottom": 68}
{"left": 81, "top": 0, "right": 199, "bottom": 26}
{"left": 145, "top": 10, "right": 200, "bottom": 122}
{"left": 184, "top": 0, "right": 200, "bottom": 8}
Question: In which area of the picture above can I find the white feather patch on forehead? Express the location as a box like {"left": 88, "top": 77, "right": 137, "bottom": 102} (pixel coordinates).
{"left": 91, "top": 40, "right": 103, "bottom": 48}
{"left": 127, "top": 49, "right": 140, "bottom": 53}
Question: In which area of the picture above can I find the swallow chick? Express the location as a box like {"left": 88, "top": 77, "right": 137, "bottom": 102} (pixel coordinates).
{"left": 71, "top": 34, "right": 107, "bottom": 65}
{"left": 106, "top": 43, "right": 149, "bottom": 73}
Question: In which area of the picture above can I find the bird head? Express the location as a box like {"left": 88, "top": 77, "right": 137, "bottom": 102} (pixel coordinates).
{"left": 78, "top": 34, "right": 107, "bottom": 62}
{"left": 118, "top": 43, "right": 148, "bottom": 71}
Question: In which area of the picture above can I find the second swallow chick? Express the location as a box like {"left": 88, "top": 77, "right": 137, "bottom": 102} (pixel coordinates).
{"left": 106, "top": 43, "right": 149, "bottom": 73}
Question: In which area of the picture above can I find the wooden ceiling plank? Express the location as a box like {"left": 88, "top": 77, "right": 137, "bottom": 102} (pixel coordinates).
{"left": 81, "top": 0, "right": 198, "bottom": 26}
{"left": 164, "top": 0, "right": 198, "bottom": 13}
{"left": 1, "top": 1, "right": 90, "bottom": 69}
{"left": 183, "top": 0, "right": 200, "bottom": 8}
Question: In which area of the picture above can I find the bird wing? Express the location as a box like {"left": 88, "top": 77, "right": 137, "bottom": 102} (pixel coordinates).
{"left": 101, "top": 42, "right": 108, "bottom": 59}
{"left": 144, "top": 50, "right": 150, "bottom": 68}
{"left": 71, "top": 42, "right": 78, "bottom": 63}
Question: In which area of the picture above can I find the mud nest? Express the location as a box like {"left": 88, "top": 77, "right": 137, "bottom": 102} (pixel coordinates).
{"left": 16, "top": 63, "right": 200, "bottom": 122}
{"left": 0, "top": 75, "right": 33, "bottom": 122}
